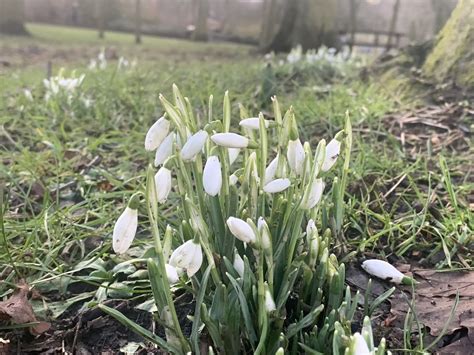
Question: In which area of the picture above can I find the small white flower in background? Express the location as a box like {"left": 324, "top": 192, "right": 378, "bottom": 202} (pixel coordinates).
{"left": 233, "top": 253, "right": 244, "bottom": 277}
{"left": 23, "top": 89, "right": 33, "bottom": 101}
{"left": 165, "top": 264, "right": 180, "bottom": 284}
{"left": 154, "top": 132, "right": 175, "bottom": 167}
{"left": 264, "top": 154, "right": 279, "bottom": 185}
{"left": 98, "top": 49, "right": 107, "bottom": 70}
{"left": 181, "top": 130, "right": 208, "bottom": 161}
{"left": 264, "top": 286, "right": 276, "bottom": 312}
{"left": 229, "top": 174, "right": 238, "bottom": 186}
{"left": 227, "top": 217, "right": 257, "bottom": 244}
{"left": 287, "top": 139, "right": 305, "bottom": 175}
{"left": 350, "top": 333, "right": 371, "bottom": 355}
{"left": 301, "top": 178, "right": 325, "bottom": 209}
{"left": 287, "top": 45, "right": 303, "bottom": 64}
{"left": 169, "top": 240, "right": 203, "bottom": 277}
{"left": 321, "top": 138, "right": 341, "bottom": 172}
{"left": 362, "top": 259, "right": 414, "bottom": 285}
{"left": 203, "top": 156, "right": 222, "bottom": 196}
{"left": 81, "top": 96, "right": 93, "bottom": 108}
{"left": 145, "top": 116, "right": 170, "bottom": 151}
{"left": 154, "top": 167, "right": 172, "bottom": 203}
{"left": 112, "top": 206, "right": 138, "bottom": 254}
{"left": 117, "top": 56, "right": 129, "bottom": 70}
{"left": 263, "top": 178, "right": 291, "bottom": 193}
{"left": 228, "top": 148, "right": 240, "bottom": 165}
{"left": 211, "top": 133, "right": 249, "bottom": 149}
{"left": 239, "top": 117, "right": 270, "bottom": 130}
{"left": 88, "top": 59, "right": 97, "bottom": 70}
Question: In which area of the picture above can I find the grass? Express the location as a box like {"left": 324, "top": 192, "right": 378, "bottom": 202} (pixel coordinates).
{"left": 0, "top": 23, "right": 472, "bottom": 352}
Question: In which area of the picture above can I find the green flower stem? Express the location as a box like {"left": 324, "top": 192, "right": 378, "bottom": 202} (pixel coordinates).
{"left": 286, "top": 208, "right": 305, "bottom": 267}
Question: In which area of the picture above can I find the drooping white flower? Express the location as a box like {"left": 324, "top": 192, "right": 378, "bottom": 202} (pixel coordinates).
{"left": 287, "top": 139, "right": 305, "bottom": 175}
{"left": 263, "top": 178, "right": 291, "bottom": 193}
{"left": 229, "top": 174, "right": 238, "bottom": 186}
{"left": 301, "top": 178, "right": 325, "bottom": 209}
{"left": 264, "top": 287, "right": 276, "bottom": 312}
{"left": 203, "top": 156, "right": 222, "bottom": 196}
{"left": 264, "top": 154, "right": 279, "bottom": 185}
{"left": 154, "top": 132, "right": 174, "bottom": 167}
{"left": 321, "top": 138, "right": 341, "bottom": 172}
{"left": 239, "top": 117, "right": 270, "bottom": 130}
{"left": 165, "top": 264, "right": 180, "bottom": 284}
{"left": 145, "top": 117, "right": 170, "bottom": 151}
{"left": 169, "top": 240, "right": 203, "bottom": 277}
{"left": 226, "top": 217, "right": 257, "bottom": 244}
{"left": 180, "top": 130, "right": 208, "bottom": 161}
{"left": 233, "top": 253, "right": 244, "bottom": 278}
{"left": 228, "top": 148, "right": 240, "bottom": 165}
{"left": 361, "top": 259, "right": 405, "bottom": 284}
{"left": 154, "top": 167, "right": 172, "bottom": 203}
{"left": 112, "top": 207, "right": 138, "bottom": 254}
{"left": 211, "top": 133, "right": 249, "bottom": 148}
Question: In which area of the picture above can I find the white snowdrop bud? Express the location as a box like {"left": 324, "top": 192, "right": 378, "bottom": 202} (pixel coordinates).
{"left": 258, "top": 217, "right": 272, "bottom": 251}
{"left": 229, "top": 174, "right": 238, "bottom": 186}
{"left": 233, "top": 253, "right": 244, "bottom": 278}
{"left": 301, "top": 178, "right": 325, "bottom": 209}
{"left": 211, "top": 133, "right": 249, "bottom": 148}
{"left": 169, "top": 240, "right": 203, "bottom": 277}
{"left": 181, "top": 130, "right": 208, "bottom": 161}
{"left": 154, "top": 167, "right": 172, "bottom": 203}
{"left": 203, "top": 156, "right": 222, "bottom": 196}
{"left": 239, "top": 117, "right": 270, "bottom": 130}
{"left": 321, "top": 138, "right": 341, "bottom": 172}
{"left": 287, "top": 139, "right": 305, "bottom": 175}
{"left": 112, "top": 207, "right": 138, "bottom": 254}
{"left": 145, "top": 117, "right": 170, "bottom": 151}
{"left": 362, "top": 259, "right": 407, "bottom": 284}
{"left": 226, "top": 217, "right": 257, "bottom": 244}
{"left": 351, "top": 333, "right": 371, "bottom": 355}
{"left": 154, "top": 132, "right": 174, "bottom": 166}
{"left": 263, "top": 178, "right": 291, "bottom": 193}
{"left": 264, "top": 285, "right": 276, "bottom": 312}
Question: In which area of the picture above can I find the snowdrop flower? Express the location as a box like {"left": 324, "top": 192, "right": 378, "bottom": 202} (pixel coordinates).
{"left": 228, "top": 148, "right": 240, "bottom": 165}
{"left": 203, "top": 156, "right": 222, "bottom": 196}
{"left": 154, "top": 132, "right": 174, "bottom": 166}
{"left": 263, "top": 178, "right": 291, "bottom": 193}
{"left": 239, "top": 117, "right": 270, "bottom": 130}
{"left": 264, "top": 285, "right": 276, "bottom": 312}
{"left": 145, "top": 116, "right": 170, "bottom": 151}
{"left": 81, "top": 96, "right": 93, "bottom": 108}
{"left": 181, "top": 130, "right": 208, "bottom": 161}
{"left": 117, "top": 56, "right": 129, "bottom": 70}
{"left": 287, "top": 45, "right": 303, "bottom": 64}
{"left": 165, "top": 264, "right": 180, "bottom": 284}
{"left": 362, "top": 259, "right": 414, "bottom": 285}
{"left": 229, "top": 174, "right": 238, "bottom": 186}
{"left": 211, "top": 133, "right": 249, "bottom": 149}
{"left": 350, "top": 333, "right": 371, "bottom": 355}
{"left": 112, "top": 195, "right": 140, "bottom": 254}
{"left": 306, "top": 219, "right": 317, "bottom": 237}
{"left": 258, "top": 217, "right": 271, "bottom": 251}
{"left": 169, "top": 240, "right": 203, "bottom": 277}
{"left": 227, "top": 217, "right": 257, "bottom": 244}
{"left": 233, "top": 253, "right": 244, "bottom": 278}
{"left": 88, "top": 59, "right": 97, "bottom": 70}
{"left": 287, "top": 139, "right": 305, "bottom": 175}
{"left": 264, "top": 154, "right": 279, "bottom": 185}
{"left": 154, "top": 167, "right": 172, "bottom": 203}
{"left": 301, "top": 178, "right": 325, "bottom": 209}
{"left": 98, "top": 49, "right": 107, "bottom": 70}
{"left": 23, "top": 89, "right": 33, "bottom": 101}
{"left": 321, "top": 138, "right": 341, "bottom": 172}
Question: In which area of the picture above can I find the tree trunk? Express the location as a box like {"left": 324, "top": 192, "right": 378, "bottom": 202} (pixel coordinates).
{"left": 423, "top": 0, "right": 474, "bottom": 89}
{"left": 97, "top": 0, "right": 105, "bottom": 39}
{"left": 192, "top": 0, "right": 208, "bottom": 41}
{"left": 135, "top": 0, "right": 142, "bottom": 44}
{"left": 0, "top": 0, "right": 28, "bottom": 35}
{"left": 386, "top": 0, "right": 401, "bottom": 50}
{"left": 259, "top": 0, "right": 340, "bottom": 53}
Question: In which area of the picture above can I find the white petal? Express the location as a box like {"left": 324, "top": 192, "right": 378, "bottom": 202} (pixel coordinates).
{"left": 287, "top": 139, "right": 305, "bottom": 175}
{"left": 211, "top": 133, "right": 249, "bottom": 148}
{"left": 263, "top": 178, "right": 291, "bottom": 193}
{"left": 226, "top": 217, "right": 256, "bottom": 244}
{"left": 239, "top": 117, "right": 269, "bottom": 130}
{"left": 361, "top": 259, "right": 405, "bottom": 284}
{"left": 322, "top": 139, "right": 341, "bottom": 172}
{"left": 112, "top": 207, "right": 138, "bottom": 254}
{"left": 303, "top": 178, "right": 325, "bottom": 209}
{"left": 233, "top": 253, "right": 244, "bottom": 277}
{"left": 203, "top": 156, "right": 222, "bottom": 196}
{"left": 228, "top": 148, "right": 240, "bottom": 165}
{"left": 258, "top": 217, "right": 271, "bottom": 250}
{"left": 306, "top": 219, "right": 316, "bottom": 237}
{"left": 169, "top": 240, "right": 202, "bottom": 278}
{"left": 264, "top": 289, "right": 276, "bottom": 312}
{"left": 154, "top": 167, "right": 172, "bottom": 203}
{"left": 264, "top": 154, "right": 279, "bottom": 185}
{"left": 154, "top": 132, "right": 174, "bottom": 166}
{"left": 352, "top": 333, "right": 371, "bottom": 355}
{"left": 165, "top": 264, "right": 180, "bottom": 284}
{"left": 229, "top": 174, "right": 238, "bottom": 186}
{"left": 181, "top": 130, "right": 208, "bottom": 161}
{"left": 186, "top": 243, "right": 203, "bottom": 277}
{"left": 145, "top": 117, "right": 170, "bottom": 151}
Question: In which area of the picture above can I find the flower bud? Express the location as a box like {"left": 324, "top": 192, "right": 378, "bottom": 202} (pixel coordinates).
{"left": 301, "top": 178, "right": 325, "bottom": 209}
{"left": 145, "top": 116, "right": 170, "bottom": 151}
{"left": 211, "top": 133, "right": 249, "bottom": 148}
{"left": 226, "top": 217, "right": 257, "bottom": 244}
{"left": 233, "top": 253, "right": 244, "bottom": 277}
{"left": 239, "top": 117, "right": 270, "bottom": 130}
{"left": 203, "top": 156, "right": 222, "bottom": 196}
{"left": 154, "top": 167, "right": 172, "bottom": 203}
{"left": 263, "top": 178, "right": 291, "bottom": 193}
{"left": 321, "top": 138, "right": 341, "bottom": 172}
{"left": 287, "top": 139, "right": 305, "bottom": 175}
{"left": 264, "top": 284, "right": 276, "bottom": 312}
{"left": 154, "top": 132, "right": 174, "bottom": 166}
{"left": 350, "top": 333, "right": 371, "bottom": 355}
{"left": 169, "top": 240, "right": 203, "bottom": 277}
{"left": 257, "top": 217, "right": 272, "bottom": 251}
{"left": 181, "top": 130, "right": 208, "bottom": 161}
{"left": 228, "top": 148, "right": 240, "bottom": 165}
{"left": 229, "top": 174, "right": 238, "bottom": 186}
{"left": 361, "top": 259, "right": 412, "bottom": 285}
{"left": 112, "top": 206, "right": 138, "bottom": 254}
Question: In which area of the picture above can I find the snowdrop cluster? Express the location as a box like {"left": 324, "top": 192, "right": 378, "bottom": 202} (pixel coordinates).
{"left": 43, "top": 69, "right": 85, "bottom": 102}
{"left": 105, "top": 86, "right": 389, "bottom": 354}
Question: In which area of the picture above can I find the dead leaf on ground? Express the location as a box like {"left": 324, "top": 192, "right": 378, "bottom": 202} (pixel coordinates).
{"left": 0, "top": 280, "right": 50, "bottom": 335}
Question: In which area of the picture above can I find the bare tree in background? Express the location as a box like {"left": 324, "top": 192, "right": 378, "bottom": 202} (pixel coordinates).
{"left": 135, "top": 0, "right": 142, "bottom": 44}
{"left": 386, "top": 0, "right": 401, "bottom": 50}
{"left": 97, "top": 0, "right": 105, "bottom": 39}
{"left": 259, "top": 0, "right": 340, "bottom": 53}
{"left": 0, "top": 0, "right": 28, "bottom": 35}
{"left": 192, "top": 0, "right": 209, "bottom": 41}
{"left": 431, "top": 0, "right": 454, "bottom": 34}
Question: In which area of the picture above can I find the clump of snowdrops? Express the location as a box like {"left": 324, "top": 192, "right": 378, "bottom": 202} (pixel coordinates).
{"left": 100, "top": 85, "right": 388, "bottom": 354}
